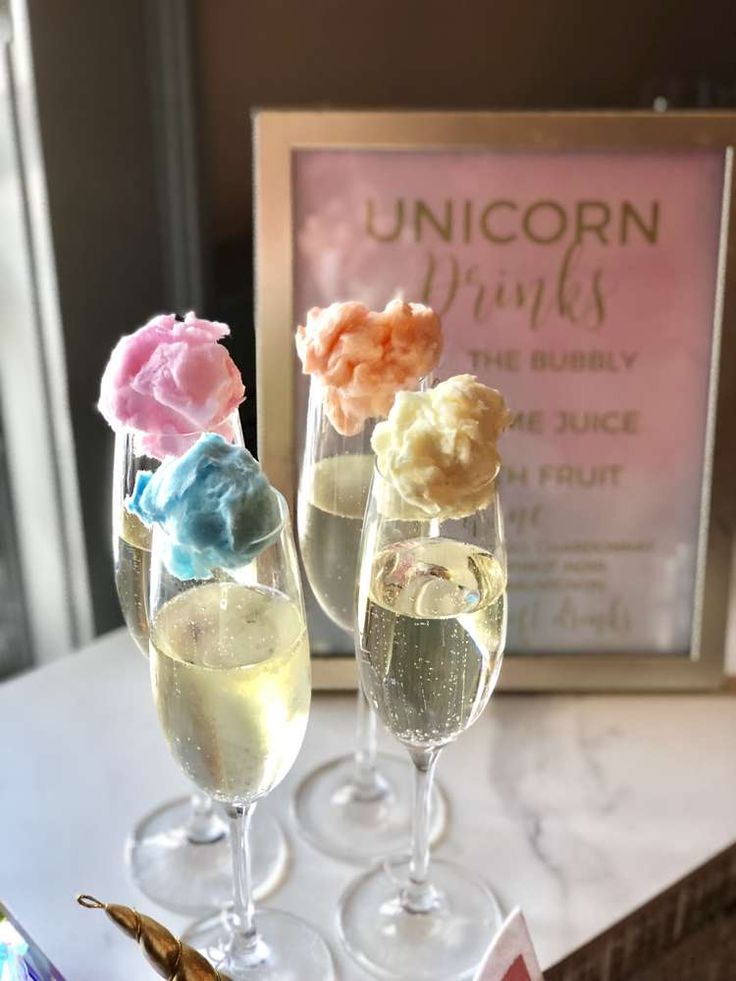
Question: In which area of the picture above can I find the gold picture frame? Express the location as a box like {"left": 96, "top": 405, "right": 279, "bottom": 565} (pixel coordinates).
{"left": 254, "top": 109, "right": 735, "bottom": 691}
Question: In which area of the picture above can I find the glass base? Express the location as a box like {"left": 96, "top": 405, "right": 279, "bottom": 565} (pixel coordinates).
{"left": 183, "top": 908, "right": 334, "bottom": 980}
{"left": 126, "top": 797, "right": 287, "bottom": 914}
{"left": 293, "top": 752, "right": 447, "bottom": 864}
{"left": 338, "top": 857, "right": 503, "bottom": 980}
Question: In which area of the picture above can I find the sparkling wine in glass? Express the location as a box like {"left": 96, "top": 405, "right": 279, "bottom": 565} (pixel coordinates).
{"left": 111, "top": 415, "right": 287, "bottom": 913}
{"left": 149, "top": 492, "right": 333, "bottom": 979}
{"left": 339, "top": 465, "right": 507, "bottom": 979}
{"left": 293, "top": 378, "right": 446, "bottom": 863}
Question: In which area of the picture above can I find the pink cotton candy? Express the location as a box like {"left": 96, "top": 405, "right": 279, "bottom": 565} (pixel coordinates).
{"left": 98, "top": 312, "right": 245, "bottom": 458}
{"left": 295, "top": 299, "right": 443, "bottom": 436}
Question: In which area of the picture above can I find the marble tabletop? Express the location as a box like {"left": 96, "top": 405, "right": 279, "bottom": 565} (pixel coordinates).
{"left": 1, "top": 628, "right": 735, "bottom": 980}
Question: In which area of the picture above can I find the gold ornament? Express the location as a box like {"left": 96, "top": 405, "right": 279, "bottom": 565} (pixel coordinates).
{"left": 76, "top": 895, "right": 230, "bottom": 980}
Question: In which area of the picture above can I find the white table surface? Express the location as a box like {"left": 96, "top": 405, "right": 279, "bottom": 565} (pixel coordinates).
{"left": 1, "top": 628, "right": 735, "bottom": 980}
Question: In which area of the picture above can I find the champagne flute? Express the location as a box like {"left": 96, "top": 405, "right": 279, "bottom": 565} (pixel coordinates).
{"left": 339, "top": 465, "right": 507, "bottom": 979}
{"left": 112, "top": 413, "right": 287, "bottom": 913}
{"left": 293, "top": 377, "right": 446, "bottom": 863}
{"left": 148, "top": 490, "right": 333, "bottom": 978}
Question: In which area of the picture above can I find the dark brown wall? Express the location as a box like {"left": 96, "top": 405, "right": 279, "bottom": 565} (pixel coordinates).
{"left": 194, "top": 0, "right": 736, "bottom": 245}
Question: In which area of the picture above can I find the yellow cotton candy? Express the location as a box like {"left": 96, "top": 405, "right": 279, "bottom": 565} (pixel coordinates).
{"left": 371, "top": 375, "right": 512, "bottom": 519}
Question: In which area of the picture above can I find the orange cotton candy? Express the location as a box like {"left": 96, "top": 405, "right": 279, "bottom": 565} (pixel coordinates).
{"left": 295, "top": 299, "right": 443, "bottom": 436}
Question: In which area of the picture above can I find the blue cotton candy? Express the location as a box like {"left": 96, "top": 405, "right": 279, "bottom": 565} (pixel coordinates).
{"left": 129, "top": 433, "right": 282, "bottom": 580}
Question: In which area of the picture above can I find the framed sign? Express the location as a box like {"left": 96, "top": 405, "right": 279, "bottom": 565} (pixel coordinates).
{"left": 254, "top": 110, "right": 736, "bottom": 690}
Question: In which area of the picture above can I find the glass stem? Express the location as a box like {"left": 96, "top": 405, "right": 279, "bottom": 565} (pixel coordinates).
{"left": 225, "top": 802, "right": 267, "bottom": 968}
{"left": 185, "top": 789, "right": 227, "bottom": 845}
{"left": 402, "top": 747, "right": 441, "bottom": 914}
{"left": 352, "top": 647, "right": 387, "bottom": 801}
{"left": 353, "top": 686, "right": 377, "bottom": 782}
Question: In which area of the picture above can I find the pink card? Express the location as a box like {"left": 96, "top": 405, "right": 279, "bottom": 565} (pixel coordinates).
{"left": 474, "top": 908, "right": 544, "bottom": 981}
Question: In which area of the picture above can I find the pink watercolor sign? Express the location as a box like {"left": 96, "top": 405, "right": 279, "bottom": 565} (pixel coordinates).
{"left": 293, "top": 148, "right": 725, "bottom": 654}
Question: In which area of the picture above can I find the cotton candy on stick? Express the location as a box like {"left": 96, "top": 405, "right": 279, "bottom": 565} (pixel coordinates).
{"left": 98, "top": 311, "right": 245, "bottom": 459}
{"left": 371, "top": 374, "right": 512, "bottom": 519}
{"left": 295, "top": 298, "right": 443, "bottom": 436}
